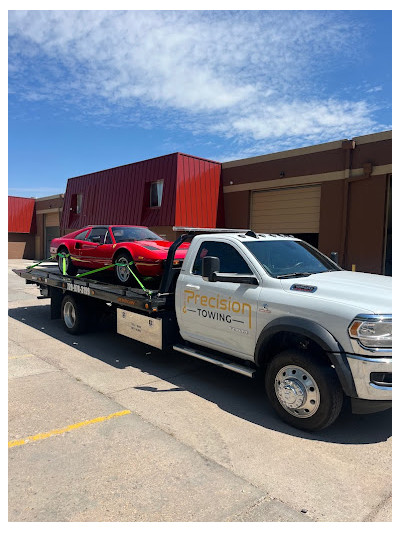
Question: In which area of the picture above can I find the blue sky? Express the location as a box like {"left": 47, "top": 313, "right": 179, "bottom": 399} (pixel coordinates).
{"left": 8, "top": 9, "right": 392, "bottom": 198}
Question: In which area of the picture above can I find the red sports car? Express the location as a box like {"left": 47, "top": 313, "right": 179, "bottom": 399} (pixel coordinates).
{"left": 50, "top": 225, "right": 189, "bottom": 284}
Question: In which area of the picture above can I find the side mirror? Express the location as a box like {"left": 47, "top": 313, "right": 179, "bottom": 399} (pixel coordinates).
{"left": 330, "top": 251, "right": 339, "bottom": 265}
{"left": 202, "top": 256, "right": 220, "bottom": 282}
{"left": 201, "top": 255, "right": 259, "bottom": 285}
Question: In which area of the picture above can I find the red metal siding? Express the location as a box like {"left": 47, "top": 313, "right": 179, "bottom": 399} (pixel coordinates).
{"left": 8, "top": 196, "right": 36, "bottom": 233}
{"left": 175, "top": 154, "right": 222, "bottom": 227}
{"left": 60, "top": 154, "right": 178, "bottom": 232}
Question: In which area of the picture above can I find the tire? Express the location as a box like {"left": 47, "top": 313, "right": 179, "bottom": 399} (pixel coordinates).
{"left": 265, "top": 349, "right": 343, "bottom": 431}
{"left": 58, "top": 247, "right": 78, "bottom": 276}
{"left": 61, "top": 294, "right": 88, "bottom": 335}
{"left": 114, "top": 251, "right": 141, "bottom": 286}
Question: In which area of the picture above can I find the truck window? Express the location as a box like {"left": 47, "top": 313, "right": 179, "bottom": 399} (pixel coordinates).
{"left": 192, "top": 241, "right": 253, "bottom": 276}
{"left": 244, "top": 239, "right": 340, "bottom": 277}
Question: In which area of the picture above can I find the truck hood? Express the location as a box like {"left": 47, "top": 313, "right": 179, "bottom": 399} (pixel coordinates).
{"left": 280, "top": 270, "right": 392, "bottom": 315}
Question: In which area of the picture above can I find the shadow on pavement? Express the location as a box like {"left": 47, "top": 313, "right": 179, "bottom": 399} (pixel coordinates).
{"left": 9, "top": 303, "right": 392, "bottom": 446}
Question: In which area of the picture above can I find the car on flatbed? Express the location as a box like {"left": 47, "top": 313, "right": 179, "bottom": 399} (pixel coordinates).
{"left": 50, "top": 225, "right": 190, "bottom": 283}
{"left": 18, "top": 228, "right": 391, "bottom": 431}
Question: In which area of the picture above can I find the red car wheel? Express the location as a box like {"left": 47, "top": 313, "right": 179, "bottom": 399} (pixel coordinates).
{"left": 114, "top": 251, "right": 140, "bottom": 286}
{"left": 58, "top": 247, "right": 78, "bottom": 276}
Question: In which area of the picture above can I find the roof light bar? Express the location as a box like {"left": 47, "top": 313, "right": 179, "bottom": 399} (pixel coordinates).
{"left": 173, "top": 227, "right": 251, "bottom": 233}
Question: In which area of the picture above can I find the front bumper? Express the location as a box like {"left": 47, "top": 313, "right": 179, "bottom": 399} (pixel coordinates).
{"left": 346, "top": 353, "right": 392, "bottom": 401}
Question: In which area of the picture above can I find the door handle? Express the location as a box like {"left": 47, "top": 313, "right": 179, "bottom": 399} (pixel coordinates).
{"left": 186, "top": 284, "right": 200, "bottom": 290}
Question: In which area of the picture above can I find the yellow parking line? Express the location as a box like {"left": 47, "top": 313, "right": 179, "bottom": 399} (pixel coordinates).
{"left": 8, "top": 354, "right": 34, "bottom": 360}
{"left": 8, "top": 410, "right": 131, "bottom": 448}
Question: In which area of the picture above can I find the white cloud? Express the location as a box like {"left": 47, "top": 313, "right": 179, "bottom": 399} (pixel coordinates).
{"left": 366, "top": 86, "right": 383, "bottom": 93}
{"left": 8, "top": 10, "right": 389, "bottom": 153}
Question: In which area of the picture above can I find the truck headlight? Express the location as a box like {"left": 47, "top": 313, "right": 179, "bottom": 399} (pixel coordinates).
{"left": 349, "top": 315, "right": 392, "bottom": 349}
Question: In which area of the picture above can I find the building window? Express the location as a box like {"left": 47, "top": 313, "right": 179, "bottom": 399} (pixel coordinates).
{"left": 76, "top": 194, "right": 83, "bottom": 214}
{"left": 71, "top": 193, "right": 83, "bottom": 214}
{"left": 150, "top": 181, "right": 163, "bottom": 208}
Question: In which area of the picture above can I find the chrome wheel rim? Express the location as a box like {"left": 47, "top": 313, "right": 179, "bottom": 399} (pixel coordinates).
{"left": 116, "top": 257, "right": 130, "bottom": 282}
{"left": 64, "top": 301, "right": 76, "bottom": 329}
{"left": 274, "top": 364, "right": 320, "bottom": 418}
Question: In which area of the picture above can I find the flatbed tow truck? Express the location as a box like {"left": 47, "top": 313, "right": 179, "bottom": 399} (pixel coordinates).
{"left": 14, "top": 228, "right": 392, "bottom": 431}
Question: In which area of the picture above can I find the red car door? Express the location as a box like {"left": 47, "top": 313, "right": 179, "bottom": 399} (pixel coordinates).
{"left": 80, "top": 227, "right": 115, "bottom": 268}
{"left": 68, "top": 228, "right": 90, "bottom": 266}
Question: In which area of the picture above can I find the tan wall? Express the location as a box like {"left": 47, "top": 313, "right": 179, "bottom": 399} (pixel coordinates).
{"left": 223, "top": 190, "right": 250, "bottom": 229}
{"left": 318, "top": 180, "right": 345, "bottom": 261}
{"left": 149, "top": 226, "right": 179, "bottom": 241}
{"left": 46, "top": 211, "right": 60, "bottom": 227}
{"left": 345, "top": 174, "right": 388, "bottom": 274}
{"left": 8, "top": 233, "right": 35, "bottom": 259}
{"left": 222, "top": 132, "right": 392, "bottom": 274}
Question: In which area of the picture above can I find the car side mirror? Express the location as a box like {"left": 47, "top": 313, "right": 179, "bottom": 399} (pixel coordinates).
{"left": 202, "top": 256, "right": 220, "bottom": 282}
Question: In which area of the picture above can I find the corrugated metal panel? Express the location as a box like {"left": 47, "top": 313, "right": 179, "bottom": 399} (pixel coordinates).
{"left": 250, "top": 186, "right": 321, "bottom": 233}
{"left": 8, "top": 196, "right": 36, "bottom": 233}
{"left": 60, "top": 154, "right": 179, "bottom": 232}
{"left": 175, "top": 154, "right": 222, "bottom": 227}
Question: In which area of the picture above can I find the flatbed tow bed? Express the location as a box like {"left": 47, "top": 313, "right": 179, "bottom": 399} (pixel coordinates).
{"left": 13, "top": 265, "right": 174, "bottom": 314}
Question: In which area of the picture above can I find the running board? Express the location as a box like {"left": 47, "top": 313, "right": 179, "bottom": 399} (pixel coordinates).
{"left": 173, "top": 344, "right": 255, "bottom": 378}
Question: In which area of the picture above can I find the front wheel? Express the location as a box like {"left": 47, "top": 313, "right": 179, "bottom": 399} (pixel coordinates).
{"left": 265, "top": 349, "right": 343, "bottom": 431}
{"left": 114, "top": 252, "right": 141, "bottom": 286}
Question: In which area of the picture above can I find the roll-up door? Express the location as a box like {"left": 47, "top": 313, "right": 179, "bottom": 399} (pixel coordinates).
{"left": 250, "top": 185, "right": 321, "bottom": 234}
{"left": 45, "top": 211, "right": 59, "bottom": 227}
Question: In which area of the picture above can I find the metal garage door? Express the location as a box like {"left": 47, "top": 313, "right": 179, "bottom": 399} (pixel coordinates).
{"left": 45, "top": 226, "right": 60, "bottom": 259}
{"left": 250, "top": 185, "right": 321, "bottom": 234}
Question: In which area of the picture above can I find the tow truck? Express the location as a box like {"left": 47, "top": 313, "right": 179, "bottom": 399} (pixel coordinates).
{"left": 14, "top": 228, "right": 392, "bottom": 431}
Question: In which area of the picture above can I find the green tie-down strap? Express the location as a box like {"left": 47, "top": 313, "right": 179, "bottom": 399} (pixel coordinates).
{"left": 76, "top": 261, "right": 150, "bottom": 295}
{"left": 26, "top": 251, "right": 72, "bottom": 272}
{"left": 26, "top": 253, "right": 150, "bottom": 295}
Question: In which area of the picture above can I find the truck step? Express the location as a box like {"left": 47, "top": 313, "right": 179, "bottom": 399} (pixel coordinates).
{"left": 173, "top": 344, "right": 255, "bottom": 378}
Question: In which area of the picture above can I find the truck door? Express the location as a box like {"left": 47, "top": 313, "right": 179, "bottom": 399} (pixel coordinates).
{"left": 178, "top": 240, "right": 261, "bottom": 359}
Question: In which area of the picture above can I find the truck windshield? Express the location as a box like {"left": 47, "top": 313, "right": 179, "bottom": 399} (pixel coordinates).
{"left": 244, "top": 240, "right": 340, "bottom": 278}
{"left": 111, "top": 227, "right": 164, "bottom": 243}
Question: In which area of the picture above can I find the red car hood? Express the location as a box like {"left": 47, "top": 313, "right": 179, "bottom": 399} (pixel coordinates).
{"left": 135, "top": 240, "right": 190, "bottom": 259}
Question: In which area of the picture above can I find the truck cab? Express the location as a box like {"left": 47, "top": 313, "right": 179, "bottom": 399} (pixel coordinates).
{"left": 175, "top": 231, "right": 392, "bottom": 431}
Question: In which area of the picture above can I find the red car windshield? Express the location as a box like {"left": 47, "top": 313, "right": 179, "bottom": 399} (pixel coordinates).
{"left": 111, "top": 226, "right": 164, "bottom": 243}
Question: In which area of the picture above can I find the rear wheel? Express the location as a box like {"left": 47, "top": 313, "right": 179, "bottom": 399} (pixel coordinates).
{"left": 114, "top": 251, "right": 141, "bottom": 286}
{"left": 265, "top": 349, "right": 343, "bottom": 431}
{"left": 58, "top": 247, "right": 78, "bottom": 276}
{"left": 61, "top": 294, "right": 88, "bottom": 334}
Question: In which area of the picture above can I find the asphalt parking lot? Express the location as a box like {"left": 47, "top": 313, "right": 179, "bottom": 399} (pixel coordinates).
{"left": 8, "top": 259, "right": 392, "bottom": 522}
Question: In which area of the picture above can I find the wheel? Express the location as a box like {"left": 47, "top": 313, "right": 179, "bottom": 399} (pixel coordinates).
{"left": 61, "top": 294, "right": 88, "bottom": 334}
{"left": 265, "top": 349, "right": 343, "bottom": 431}
{"left": 114, "top": 251, "right": 140, "bottom": 286}
{"left": 58, "top": 247, "right": 78, "bottom": 276}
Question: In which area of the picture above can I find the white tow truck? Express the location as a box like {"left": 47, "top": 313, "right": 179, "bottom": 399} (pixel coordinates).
{"left": 15, "top": 228, "right": 392, "bottom": 431}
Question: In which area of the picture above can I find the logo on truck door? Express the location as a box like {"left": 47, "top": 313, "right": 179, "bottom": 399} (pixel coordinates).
{"left": 183, "top": 290, "right": 252, "bottom": 330}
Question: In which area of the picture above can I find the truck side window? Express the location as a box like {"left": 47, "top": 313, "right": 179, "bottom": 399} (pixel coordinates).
{"left": 192, "top": 241, "right": 253, "bottom": 276}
